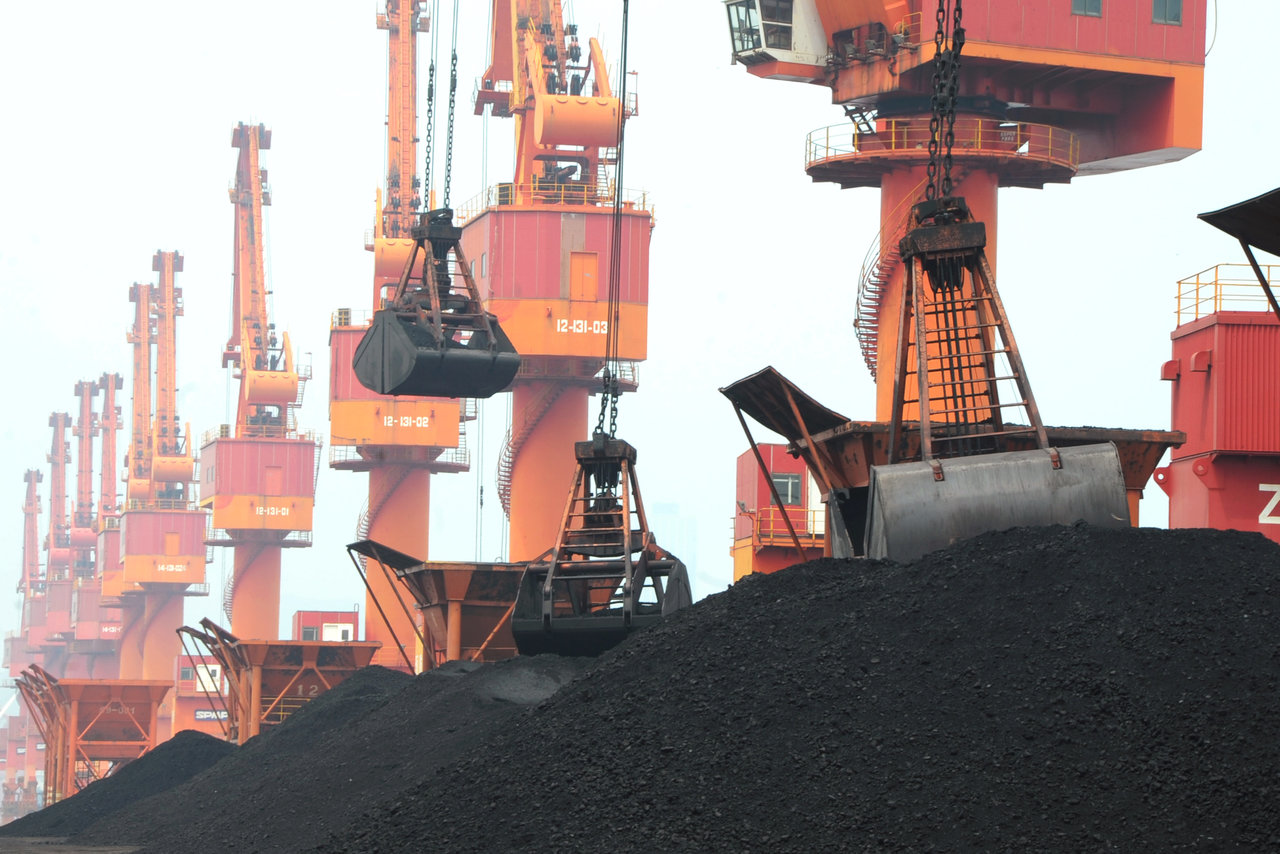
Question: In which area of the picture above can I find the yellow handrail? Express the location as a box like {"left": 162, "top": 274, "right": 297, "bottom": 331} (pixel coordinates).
{"left": 1176, "top": 263, "right": 1280, "bottom": 326}
{"left": 807, "top": 117, "right": 1080, "bottom": 172}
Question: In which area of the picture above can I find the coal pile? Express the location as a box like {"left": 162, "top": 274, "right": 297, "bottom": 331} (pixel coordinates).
{"left": 0, "top": 728, "right": 234, "bottom": 838}
{"left": 10, "top": 524, "right": 1280, "bottom": 852}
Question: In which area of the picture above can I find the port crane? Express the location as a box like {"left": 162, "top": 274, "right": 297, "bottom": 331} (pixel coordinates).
{"left": 348, "top": 0, "right": 688, "bottom": 661}
{"left": 330, "top": 0, "right": 489, "bottom": 671}
{"left": 720, "top": 0, "right": 1199, "bottom": 562}
{"left": 116, "top": 251, "right": 207, "bottom": 682}
{"left": 200, "top": 123, "right": 318, "bottom": 641}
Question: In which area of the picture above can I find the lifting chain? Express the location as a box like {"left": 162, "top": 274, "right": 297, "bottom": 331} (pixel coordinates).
{"left": 593, "top": 0, "right": 630, "bottom": 441}
{"left": 422, "top": 0, "right": 440, "bottom": 202}
{"left": 442, "top": 0, "right": 460, "bottom": 208}
{"left": 925, "top": 0, "right": 965, "bottom": 201}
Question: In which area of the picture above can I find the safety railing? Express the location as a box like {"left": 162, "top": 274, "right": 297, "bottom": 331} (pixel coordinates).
{"left": 806, "top": 117, "right": 1080, "bottom": 172}
{"left": 453, "top": 182, "right": 654, "bottom": 224}
{"left": 125, "top": 498, "right": 200, "bottom": 512}
{"left": 752, "top": 505, "right": 826, "bottom": 543}
{"left": 200, "top": 425, "right": 320, "bottom": 446}
{"left": 332, "top": 308, "right": 373, "bottom": 329}
{"left": 1176, "top": 263, "right": 1279, "bottom": 325}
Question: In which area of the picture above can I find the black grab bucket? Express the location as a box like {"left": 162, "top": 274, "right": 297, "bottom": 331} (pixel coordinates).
{"left": 353, "top": 308, "right": 520, "bottom": 398}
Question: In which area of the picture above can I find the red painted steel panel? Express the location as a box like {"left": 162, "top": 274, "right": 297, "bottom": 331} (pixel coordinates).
{"left": 1220, "top": 321, "right": 1280, "bottom": 452}
{"left": 956, "top": 0, "right": 1203, "bottom": 61}
{"left": 1161, "top": 456, "right": 1280, "bottom": 545}
{"left": 203, "top": 438, "right": 316, "bottom": 499}
{"left": 1106, "top": 0, "right": 1137, "bottom": 57}
{"left": 481, "top": 209, "right": 650, "bottom": 304}
{"left": 1170, "top": 312, "right": 1280, "bottom": 459}
{"left": 987, "top": 0, "right": 1027, "bottom": 46}
{"left": 74, "top": 584, "right": 101, "bottom": 640}
{"left": 97, "top": 526, "right": 121, "bottom": 576}
{"left": 330, "top": 327, "right": 383, "bottom": 402}
{"left": 734, "top": 451, "right": 757, "bottom": 540}
{"left": 45, "top": 581, "right": 72, "bottom": 634}
{"left": 121, "top": 510, "right": 207, "bottom": 555}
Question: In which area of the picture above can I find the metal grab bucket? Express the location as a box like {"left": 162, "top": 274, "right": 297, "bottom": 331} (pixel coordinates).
{"left": 511, "top": 558, "right": 692, "bottom": 657}
{"left": 864, "top": 442, "right": 1131, "bottom": 562}
{"left": 352, "top": 308, "right": 520, "bottom": 398}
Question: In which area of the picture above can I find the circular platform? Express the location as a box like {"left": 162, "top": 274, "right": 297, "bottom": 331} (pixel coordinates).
{"left": 805, "top": 115, "right": 1079, "bottom": 189}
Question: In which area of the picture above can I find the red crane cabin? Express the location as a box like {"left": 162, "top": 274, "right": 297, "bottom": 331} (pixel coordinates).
{"left": 733, "top": 444, "right": 827, "bottom": 580}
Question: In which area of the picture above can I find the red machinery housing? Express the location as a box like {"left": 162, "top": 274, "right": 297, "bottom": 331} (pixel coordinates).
{"left": 1157, "top": 264, "right": 1280, "bottom": 540}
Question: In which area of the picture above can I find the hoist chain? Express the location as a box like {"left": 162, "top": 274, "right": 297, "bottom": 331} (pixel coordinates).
{"left": 925, "top": 0, "right": 964, "bottom": 201}
{"left": 422, "top": 1, "right": 439, "bottom": 203}
{"left": 442, "top": 0, "right": 460, "bottom": 208}
{"left": 594, "top": 0, "right": 630, "bottom": 440}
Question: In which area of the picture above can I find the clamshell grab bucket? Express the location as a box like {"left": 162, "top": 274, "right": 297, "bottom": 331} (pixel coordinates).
{"left": 351, "top": 208, "right": 520, "bottom": 399}
{"left": 864, "top": 442, "right": 1131, "bottom": 562}
{"left": 510, "top": 557, "right": 691, "bottom": 657}
{"left": 353, "top": 308, "right": 520, "bottom": 398}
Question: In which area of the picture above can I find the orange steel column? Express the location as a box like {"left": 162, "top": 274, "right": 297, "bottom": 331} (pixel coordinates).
{"left": 231, "top": 546, "right": 283, "bottom": 640}
{"left": 364, "top": 466, "right": 430, "bottom": 667}
{"left": 507, "top": 383, "right": 588, "bottom": 560}
{"left": 874, "top": 161, "right": 999, "bottom": 420}
{"left": 115, "top": 600, "right": 145, "bottom": 679}
{"left": 140, "top": 592, "right": 183, "bottom": 681}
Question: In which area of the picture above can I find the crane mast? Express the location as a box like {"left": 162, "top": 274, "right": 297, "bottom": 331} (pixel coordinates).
{"left": 70, "top": 380, "right": 99, "bottom": 580}
{"left": 21, "top": 471, "right": 42, "bottom": 599}
{"left": 44, "top": 413, "right": 72, "bottom": 583}
{"left": 379, "top": 0, "right": 425, "bottom": 239}
{"left": 125, "top": 280, "right": 153, "bottom": 503}
{"left": 97, "top": 372, "right": 123, "bottom": 524}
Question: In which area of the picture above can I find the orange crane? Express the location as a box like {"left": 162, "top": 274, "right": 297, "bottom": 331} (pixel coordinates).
{"left": 116, "top": 251, "right": 207, "bottom": 682}
{"left": 329, "top": 0, "right": 476, "bottom": 671}
{"left": 719, "top": 0, "right": 1203, "bottom": 563}
{"left": 463, "top": 0, "right": 652, "bottom": 562}
{"left": 199, "top": 123, "right": 317, "bottom": 641}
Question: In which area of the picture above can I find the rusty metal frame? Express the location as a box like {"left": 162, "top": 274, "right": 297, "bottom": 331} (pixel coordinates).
{"left": 728, "top": 402, "right": 808, "bottom": 564}
{"left": 345, "top": 544, "right": 420, "bottom": 671}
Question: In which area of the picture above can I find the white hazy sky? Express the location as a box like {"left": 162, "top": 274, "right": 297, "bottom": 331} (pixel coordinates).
{"left": 0, "top": 0, "right": 1269, "bottom": 643}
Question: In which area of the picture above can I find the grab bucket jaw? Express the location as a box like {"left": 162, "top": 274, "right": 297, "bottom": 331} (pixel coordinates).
{"left": 864, "top": 442, "right": 1130, "bottom": 562}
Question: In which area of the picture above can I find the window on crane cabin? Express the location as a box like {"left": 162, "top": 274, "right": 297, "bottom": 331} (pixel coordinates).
{"left": 770, "top": 473, "right": 802, "bottom": 507}
{"left": 760, "top": 0, "right": 794, "bottom": 50}
{"left": 1071, "top": 0, "right": 1102, "bottom": 16}
{"left": 1153, "top": 0, "right": 1182, "bottom": 24}
{"left": 726, "top": 2, "right": 762, "bottom": 53}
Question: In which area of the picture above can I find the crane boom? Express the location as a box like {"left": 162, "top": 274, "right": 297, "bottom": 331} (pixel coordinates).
{"left": 150, "top": 250, "right": 194, "bottom": 499}
{"left": 98, "top": 372, "right": 123, "bottom": 522}
{"left": 125, "top": 281, "right": 153, "bottom": 502}
{"left": 45, "top": 413, "right": 71, "bottom": 581}
{"left": 379, "top": 0, "right": 426, "bottom": 238}
{"left": 21, "top": 470, "right": 42, "bottom": 596}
